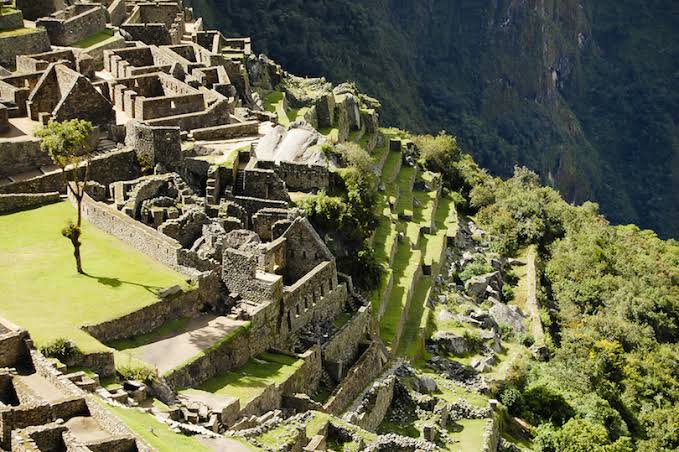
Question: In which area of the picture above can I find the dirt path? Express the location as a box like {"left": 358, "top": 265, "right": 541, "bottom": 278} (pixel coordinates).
{"left": 525, "top": 246, "right": 545, "bottom": 343}
{"left": 135, "top": 315, "right": 246, "bottom": 374}
{"left": 197, "top": 435, "right": 255, "bottom": 452}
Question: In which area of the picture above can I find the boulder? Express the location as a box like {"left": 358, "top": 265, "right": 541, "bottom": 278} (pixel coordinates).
{"left": 489, "top": 301, "right": 526, "bottom": 333}
{"left": 428, "top": 332, "right": 470, "bottom": 355}
{"left": 419, "top": 376, "right": 438, "bottom": 394}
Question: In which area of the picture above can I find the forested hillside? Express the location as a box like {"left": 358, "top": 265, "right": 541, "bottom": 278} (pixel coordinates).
{"left": 189, "top": 0, "right": 679, "bottom": 238}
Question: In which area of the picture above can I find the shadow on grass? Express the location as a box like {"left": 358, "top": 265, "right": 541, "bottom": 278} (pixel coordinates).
{"left": 83, "top": 273, "right": 164, "bottom": 294}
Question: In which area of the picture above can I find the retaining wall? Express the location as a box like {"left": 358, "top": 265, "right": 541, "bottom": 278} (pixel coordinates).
{"left": 323, "top": 341, "right": 386, "bottom": 415}
{"left": 0, "top": 149, "right": 140, "bottom": 196}
{"left": 0, "top": 192, "right": 60, "bottom": 214}
{"left": 0, "top": 29, "right": 51, "bottom": 70}
{"left": 82, "top": 273, "right": 220, "bottom": 343}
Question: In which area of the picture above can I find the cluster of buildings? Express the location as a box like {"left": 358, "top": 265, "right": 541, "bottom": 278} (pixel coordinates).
{"left": 0, "top": 0, "right": 417, "bottom": 450}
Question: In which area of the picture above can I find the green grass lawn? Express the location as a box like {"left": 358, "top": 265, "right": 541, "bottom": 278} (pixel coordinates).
{"left": 103, "top": 401, "right": 213, "bottom": 451}
{"left": 0, "top": 27, "right": 40, "bottom": 37}
{"left": 0, "top": 202, "right": 187, "bottom": 353}
{"left": 72, "top": 29, "right": 115, "bottom": 48}
{"left": 194, "top": 352, "right": 304, "bottom": 406}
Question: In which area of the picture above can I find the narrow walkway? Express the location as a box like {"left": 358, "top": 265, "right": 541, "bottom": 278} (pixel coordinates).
{"left": 15, "top": 373, "right": 68, "bottom": 403}
{"left": 133, "top": 316, "right": 246, "bottom": 374}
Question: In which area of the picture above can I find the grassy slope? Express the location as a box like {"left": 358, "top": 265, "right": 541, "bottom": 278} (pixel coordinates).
{"left": 193, "top": 352, "right": 304, "bottom": 406}
{"left": 103, "top": 402, "right": 213, "bottom": 451}
{"left": 0, "top": 201, "right": 187, "bottom": 353}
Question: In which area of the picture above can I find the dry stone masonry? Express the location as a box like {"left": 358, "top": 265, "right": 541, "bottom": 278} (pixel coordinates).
{"left": 0, "top": 0, "right": 510, "bottom": 450}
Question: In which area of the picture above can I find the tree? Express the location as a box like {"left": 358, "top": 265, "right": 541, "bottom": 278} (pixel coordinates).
{"left": 36, "top": 119, "right": 95, "bottom": 274}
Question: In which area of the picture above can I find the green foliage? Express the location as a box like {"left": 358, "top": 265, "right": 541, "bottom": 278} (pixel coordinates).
{"left": 338, "top": 247, "right": 381, "bottom": 290}
{"left": 413, "top": 132, "right": 460, "bottom": 187}
{"left": 61, "top": 222, "right": 81, "bottom": 242}
{"left": 500, "top": 386, "right": 524, "bottom": 415}
{"left": 40, "top": 338, "right": 80, "bottom": 361}
{"left": 458, "top": 255, "right": 492, "bottom": 282}
{"left": 474, "top": 167, "right": 567, "bottom": 255}
{"left": 118, "top": 364, "right": 155, "bottom": 382}
{"left": 192, "top": 0, "right": 679, "bottom": 239}
{"left": 35, "top": 119, "right": 94, "bottom": 169}
{"left": 534, "top": 418, "right": 633, "bottom": 452}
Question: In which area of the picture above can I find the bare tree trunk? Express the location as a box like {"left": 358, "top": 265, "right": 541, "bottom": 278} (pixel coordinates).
{"left": 76, "top": 194, "right": 82, "bottom": 227}
{"left": 70, "top": 233, "right": 83, "bottom": 274}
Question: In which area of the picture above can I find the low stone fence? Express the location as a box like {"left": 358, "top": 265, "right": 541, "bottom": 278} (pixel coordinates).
{"left": 323, "top": 341, "right": 388, "bottom": 415}
{"left": 280, "top": 346, "right": 322, "bottom": 397}
{"left": 481, "top": 411, "right": 501, "bottom": 452}
{"left": 0, "top": 192, "right": 60, "bottom": 214}
{"left": 82, "top": 273, "right": 220, "bottom": 344}
{"left": 73, "top": 188, "right": 187, "bottom": 273}
{"left": 191, "top": 121, "right": 259, "bottom": 141}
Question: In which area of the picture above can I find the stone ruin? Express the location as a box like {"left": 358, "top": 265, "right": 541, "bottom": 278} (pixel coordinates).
{"left": 0, "top": 0, "right": 474, "bottom": 450}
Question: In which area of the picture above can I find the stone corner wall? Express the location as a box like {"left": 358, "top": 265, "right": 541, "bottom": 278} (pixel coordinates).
{"left": 0, "top": 29, "right": 51, "bottom": 70}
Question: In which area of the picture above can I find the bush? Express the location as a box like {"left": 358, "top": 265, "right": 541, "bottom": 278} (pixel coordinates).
{"left": 458, "top": 255, "right": 493, "bottom": 282}
{"left": 519, "top": 334, "right": 535, "bottom": 347}
{"left": 40, "top": 338, "right": 80, "bottom": 361}
{"left": 413, "top": 132, "right": 460, "bottom": 185}
{"left": 500, "top": 386, "right": 524, "bottom": 415}
{"left": 502, "top": 284, "right": 515, "bottom": 302}
{"left": 118, "top": 364, "right": 155, "bottom": 382}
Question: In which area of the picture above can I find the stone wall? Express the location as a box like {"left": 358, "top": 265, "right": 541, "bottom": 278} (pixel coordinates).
{"left": 481, "top": 412, "right": 500, "bottom": 452}
{"left": 0, "top": 105, "right": 7, "bottom": 133}
{"left": 282, "top": 262, "right": 345, "bottom": 335}
{"left": 36, "top": 4, "right": 107, "bottom": 46}
{"left": 14, "top": 0, "right": 62, "bottom": 21}
{"left": 107, "top": 0, "right": 126, "bottom": 26}
{"left": 146, "top": 98, "right": 231, "bottom": 131}
{"left": 82, "top": 273, "right": 220, "bottom": 343}
{"left": 163, "top": 323, "right": 252, "bottom": 389}
{"left": 347, "top": 375, "right": 396, "bottom": 432}
{"left": 259, "top": 160, "right": 330, "bottom": 192}
{"left": 0, "top": 329, "right": 30, "bottom": 369}
{"left": 74, "top": 188, "right": 186, "bottom": 272}
{"left": 191, "top": 121, "right": 259, "bottom": 141}
{"left": 232, "top": 195, "right": 288, "bottom": 224}
{"left": 280, "top": 346, "right": 322, "bottom": 397}
{"left": 222, "top": 248, "right": 283, "bottom": 303}
{"left": 252, "top": 208, "right": 289, "bottom": 241}
{"left": 0, "top": 10, "right": 24, "bottom": 30}
{"left": 0, "top": 148, "right": 140, "bottom": 195}
{"left": 125, "top": 120, "right": 181, "bottom": 168}
{"left": 0, "top": 29, "right": 51, "bottom": 70}
{"left": 323, "top": 305, "right": 371, "bottom": 371}
{"left": 323, "top": 341, "right": 387, "bottom": 415}
{"left": 240, "top": 168, "right": 289, "bottom": 201}
{"left": 0, "top": 192, "right": 61, "bottom": 214}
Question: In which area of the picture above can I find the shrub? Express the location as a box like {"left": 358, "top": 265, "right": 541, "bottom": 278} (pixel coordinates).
{"left": 500, "top": 386, "right": 524, "bottom": 415}
{"left": 40, "top": 338, "right": 80, "bottom": 361}
{"left": 458, "top": 256, "right": 493, "bottom": 282}
{"left": 519, "top": 333, "right": 535, "bottom": 347}
{"left": 502, "top": 284, "right": 515, "bottom": 302}
{"left": 118, "top": 364, "right": 155, "bottom": 382}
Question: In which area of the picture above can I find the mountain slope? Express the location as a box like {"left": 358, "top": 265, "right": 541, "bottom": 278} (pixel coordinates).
{"left": 189, "top": 0, "right": 679, "bottom": 238}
